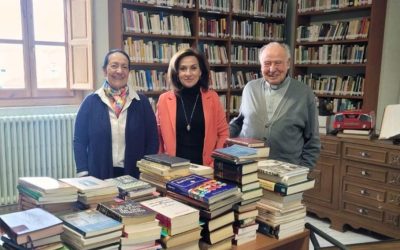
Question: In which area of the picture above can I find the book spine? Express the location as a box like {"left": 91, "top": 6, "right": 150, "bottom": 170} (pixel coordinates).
{"left": 259, "top": 180, "right": 288, "bottom": 195}
{"left": 96, "top": 204, "right": 123, "bottom": 223}
{"left": 257, "top": 220, "right": 279, "bottom": 238}
{"left": 155, "top": 213, "right": 172, "bottom": 228}
{"left": 214, "top": 160, "right": 244, "bottom": 174}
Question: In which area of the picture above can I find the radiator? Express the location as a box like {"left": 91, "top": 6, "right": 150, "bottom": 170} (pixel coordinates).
{"left": 0, "top": 113, "right": 77, "bottom": 206}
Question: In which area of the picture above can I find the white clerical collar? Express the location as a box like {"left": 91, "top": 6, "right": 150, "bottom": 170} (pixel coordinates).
{"left": 265, "top": 76, "right": 290, "bottom": 91}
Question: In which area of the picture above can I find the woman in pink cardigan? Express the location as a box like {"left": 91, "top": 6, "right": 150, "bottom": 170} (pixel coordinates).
{"left": 156, "top": 48, "right": 229, "bottom": 166}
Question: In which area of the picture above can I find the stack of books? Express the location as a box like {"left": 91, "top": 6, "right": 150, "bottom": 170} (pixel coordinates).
{"left": 60, "top": 209, "right": 123, "bottom": 250}
{"left": 256, "top": 159, "right": 315, "bottom": 239}
{"left": 212, "top": 142, "right": 264, "bottom": 246}
{"left": 17, "top": 176, "right": 78, "bottom": 215}
{"left": 105, "top": 175, "right": 157, "bottom": 201}
{"left": 137, "top": 154, "right": 191, "bottom": 194}
{"left": 166, "top": 174, "right": 242, "bottom": 249}
{"left": 59, "top": 176, "right": 119, "bottom": 209}
{"left": 0, "top": 208, "right": 65, "bottom": 249}
{"left": 97, "top": 199, "right": 161, "bottom": 250}
{"left": 140, "top": 197, "right": 201, "bottom": 249}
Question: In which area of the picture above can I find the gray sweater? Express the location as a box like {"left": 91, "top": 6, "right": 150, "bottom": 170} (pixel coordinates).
{"left": 230, "top": 77, "right": 321, "bottom": 168}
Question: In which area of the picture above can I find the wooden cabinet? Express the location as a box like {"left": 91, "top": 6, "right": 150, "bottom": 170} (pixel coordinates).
{"left": 305, "top": 136, "right": 400, "bottom": 238}
{"left": 304, "top": 136, "right": 341, "bottom": 211}
{"left": 107, "top": 0, "right": 288, "bottom": 116}
{"left": 293, "top": 0, "right": 387, "bottom": 113}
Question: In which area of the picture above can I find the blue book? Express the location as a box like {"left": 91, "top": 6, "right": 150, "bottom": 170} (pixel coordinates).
{"left": 166, "top": 174, "right": 238, "bottom": 204}
{"left": 60, "top": 210, "right": 123, "bottom": 237}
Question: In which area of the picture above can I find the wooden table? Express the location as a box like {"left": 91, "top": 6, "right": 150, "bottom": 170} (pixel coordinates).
{"left": 233, "top": 230, "right": 309, "bottom": 250}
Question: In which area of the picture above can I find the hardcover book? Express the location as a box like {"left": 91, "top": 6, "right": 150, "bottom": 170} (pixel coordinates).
{"left": 166, "top": 174, "right": 239, "bottom": 204}
{"left": 18, "top": 177, "right": 77, "bottom": 194}
{"left": 97, "top": 199, "right": 156, "bottom": 225}
{"left": 259, "top": 178, "right": 315, "bottom": 195}
{"left": 0, "top": 208, "right": 63, "bottom": 245}
{"left": 144, "top": 153, "right": 190, "bottom": 167}
{"left": 140, "top": 197, "right": 199, "bottom": 232}
{"left": 257, "top": 160, "right": 310, "bottom": 185}
{"left": 59, "top": 209, "right": 123, "bottom": 237}
{"left": 213, "top": 144, "right": 258, "bottom": 160}
{"left": 226, "top": 137, "right": 266, "bottom": 148}
{"left": 214, "top": 159, "right": 258, "bottom": 175}
{"left": 59, "top": 176, "right": 118, "bottom": 193}
{"left": 105, "top": 175, "right": 152, "bottom": 192}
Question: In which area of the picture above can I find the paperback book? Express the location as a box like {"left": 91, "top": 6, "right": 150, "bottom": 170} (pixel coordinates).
{"left": 144, "top": 153, "right": 190, "bottom": 167}
{"left": 166, "top": 174, "right": 239, "bottom": 204}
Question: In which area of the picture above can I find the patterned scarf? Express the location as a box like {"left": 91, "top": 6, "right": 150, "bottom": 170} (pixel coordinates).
{"left": 103, "top": 81, "right": 129, "bottom": 118}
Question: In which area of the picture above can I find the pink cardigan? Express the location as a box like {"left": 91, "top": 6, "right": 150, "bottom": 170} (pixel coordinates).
{"left": 156, "top": 89, "right": 229, "bottom": 166}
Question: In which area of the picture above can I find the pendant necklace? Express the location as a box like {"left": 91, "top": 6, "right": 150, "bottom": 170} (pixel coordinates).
{"left": 179, "top": 93, "right": 199, "bottom": 132}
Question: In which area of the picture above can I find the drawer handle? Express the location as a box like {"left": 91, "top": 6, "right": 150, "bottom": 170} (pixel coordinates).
{"left": 360, "top": 151, "right": 369, "bottom": 158}
{"left": 361, "top": 170, "right": 369, "bottom": 176}
{"left": 358, "top": 208, "right": 367, "bottom": 214}
{"left": 360, "top": 189, "right": 367, "bottom": 195}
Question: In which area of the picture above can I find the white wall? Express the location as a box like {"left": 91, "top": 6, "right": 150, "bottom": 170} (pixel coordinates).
{"left": 375, "top": 0, "right": 400, "bottom": 133}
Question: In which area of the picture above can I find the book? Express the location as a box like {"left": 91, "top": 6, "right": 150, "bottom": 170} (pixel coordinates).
{"left": 166, "top": 190, "right": 242, "bottom": 211}
{"left": 215, "top": 171, "right": 258, "bottom": 185}
{"left": 137, "top": 159, "right": 191, "bottom": 177}
{"left": 213, "top": 144, "right": 259, "bottom": 161}
{"left": 241, "top": 188, "right": 263, "bottom": 201}
{"left": 189, "top": 163, "right": 214, "bottom": 176}
{"left": 18, "top": 177, "right": 77, "bottom": 194}
{"left": 379, "top": 104, "right": 400, "bottom": 140}
{"left": 160, "top": 226, "right": 202, "bottom": 248}
{"left": 59, "top": 210, "right": 123, "bottom": 237}
{"left": 201, "top": 211, "right": 234, "bottom": 232}
{"left": 0, "top": 208, "right": 63, "bottom": 245}
{"left": 259, "top": 178, "right": 315, "bottom": 195}
{"left": 59, "top": 176, "right": 118, "bottom": 194}
{"left": 201, "top": 224, "right": 234, "bottom": 245}
{"left": 97, "top": 199, "right": 156, "bottom": 225}
{"left": 198, "top": 236, "right": 233, "bottom": 250}
{"left": 235, "top": 209, "right": 258, "bottom": 221}
{"left": 140, "top": 197, "right": 199, "bottom": 235}
{"left": 214, "top": 159, "right": 258, "bottom": 175}
{"left": 226, "top": 137, "right": 266, "bottom": 147}
{"left": 260, "top": 190, "right": 303, "bottom": 204}
{"left": 336, "top": 132, "right": 372, "bottom": 140}
{"left": 61, "top": 225, "right": 121, "bottom": 249}
{"left": 342, "top": 129, "right": 371, "bottom": 135}
{"left": 166, "top": 174, "right": 239, "bottom": 204}
{"left": 257, "top": 160, "right": 309, "bottom": 185}
{"left": 105, "top": 175, "right": 152, "bottom": 192}
{"left": 144, "top": 153, "right": 190, "bottom": 167}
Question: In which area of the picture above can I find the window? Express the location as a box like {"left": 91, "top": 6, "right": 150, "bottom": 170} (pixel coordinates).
{"left": 0, "top": 0, "right": 92, "bottom": 106}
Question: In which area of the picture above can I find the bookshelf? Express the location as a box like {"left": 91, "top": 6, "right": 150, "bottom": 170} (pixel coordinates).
{"left": 108, "top": 0, "right": 288, "bottom": 117}
{"left": 293, "top": 0, "right": 387, "bottom": 114}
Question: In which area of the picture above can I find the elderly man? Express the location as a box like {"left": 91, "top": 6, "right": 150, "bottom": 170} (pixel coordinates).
{"left": 230, "top": 42, "right": 320, "bottom": 168}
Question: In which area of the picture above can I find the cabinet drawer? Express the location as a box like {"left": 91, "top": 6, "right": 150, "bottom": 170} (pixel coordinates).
{"left": 343, "top": 180, "right": 385, "bottom": 202}
{"left": 343, "top": 143, "right": 387, "bottom": 164}
{"left": 384, "top": 211, "right": 400, "bottom": 228}
{"left": 387, "top": 191, "right": 400, "bottom": 207}
{"left": 342, "top": 160, "right": 387, "bottom": 183}
{"left": 388, "top": 170, "right": 400, "bottom": 187}
{"left": 343, "top": 201, "right": 383, "bottom": 222}
{"left": 321, "top": 139, "right": 340, "bottom": 156}
{"left": 388, "top": 151, "right": 400, "bottom": 168}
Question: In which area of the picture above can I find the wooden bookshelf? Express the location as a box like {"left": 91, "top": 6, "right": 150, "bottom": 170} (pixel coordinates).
{"left": 107, "top": 0, "right": 288, "bottom": 117}
{"left": 293, "top": 0, "right": 387, "bottom": 113}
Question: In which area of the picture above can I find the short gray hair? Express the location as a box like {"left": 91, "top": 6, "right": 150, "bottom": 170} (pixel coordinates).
{"left": 259, "top": 42, "right": 291, "bottom": 62}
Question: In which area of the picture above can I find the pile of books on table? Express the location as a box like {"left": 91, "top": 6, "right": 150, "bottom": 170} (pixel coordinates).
{"left": 97, "top": 199, "right": 161, "bottom": 250}
{"left": 17, "top": 176, "right": 78, "bottom": 215}
{"left": 0, "top": 208, "right": 65, "bottom": 249}
{"left": 105, "top": 175, "right": 157, "bottom": 201}
{"left": 256, "top": 159, "right": 315, "bottom": 239}
{"left": 137, "top": 154, "right": 191, "bottom": 194}
{"left": 166, "top": 174, "right": 242, "bottom": 249}
{"left": 59, "top": 176, "right": 119, "bottom": 209}
{"left": 212, "top": 143, "right": 264, "bottom": 246}
{"left": 140, "top": 197, "right": 201, "bottom": 249}
{"left": 60, "top": 209, "right": 123, "bottom": 250}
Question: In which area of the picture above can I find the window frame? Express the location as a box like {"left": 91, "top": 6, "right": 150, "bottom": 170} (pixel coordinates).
{"left": 0, "top": 0, "right": 92, "bottom": 107}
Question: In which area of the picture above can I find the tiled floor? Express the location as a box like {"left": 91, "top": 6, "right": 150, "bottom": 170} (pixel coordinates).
{"left": 305, "top": 214, "right": 390, "bottom": 249}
